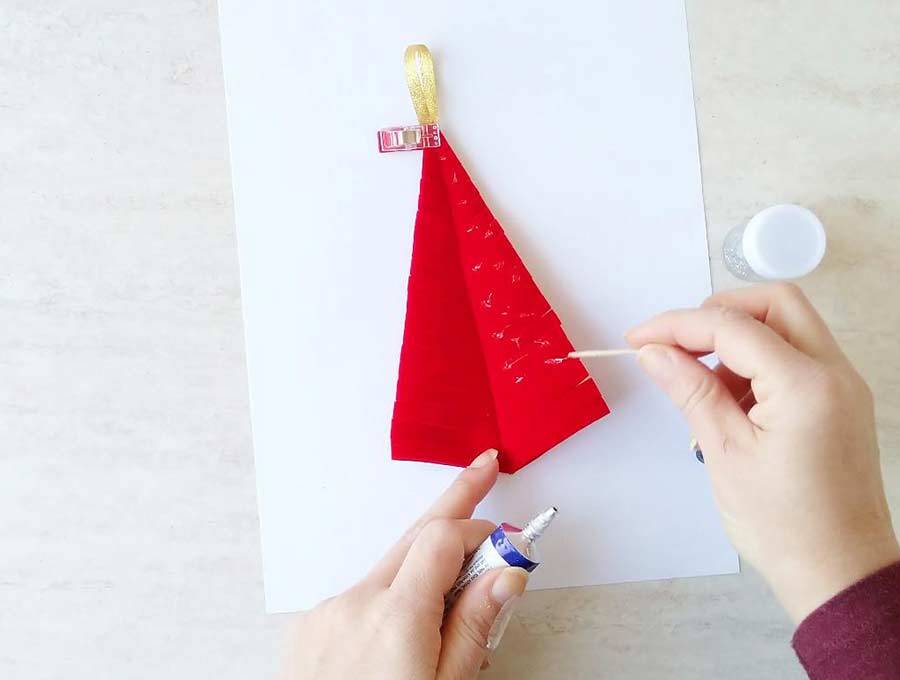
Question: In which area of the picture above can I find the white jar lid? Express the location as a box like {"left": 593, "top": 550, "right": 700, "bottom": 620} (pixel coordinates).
{"left": 742, "top": 204, "right": 827, "bottom": 280}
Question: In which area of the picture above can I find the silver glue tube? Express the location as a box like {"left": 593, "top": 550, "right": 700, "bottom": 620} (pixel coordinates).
{"left": 445, "top": 506, "right": 557, "bottom": 606}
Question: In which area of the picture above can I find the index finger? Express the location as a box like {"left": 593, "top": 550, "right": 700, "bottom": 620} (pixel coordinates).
{"left": 703, "top": 283, "right": 843, "bottom": 362}
{"left": 626, "top": 306, "right": 814, "bottom": 402}
{"left": 367, "top": 449, "right": 499, "bottom": 585}
{"left": 390, "top": 518, "right": 496, "bottom": 609}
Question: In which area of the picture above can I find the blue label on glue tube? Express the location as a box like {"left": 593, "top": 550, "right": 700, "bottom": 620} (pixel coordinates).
{"left": 444, "top": 523, "right": 539, "bottom": 606}
{"left": 490, "top": 525, "right": 540, "bottom": 571}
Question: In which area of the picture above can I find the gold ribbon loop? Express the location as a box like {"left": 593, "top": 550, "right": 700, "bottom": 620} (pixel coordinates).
{"left": 404, "top": 44, "right": 439, "bottom": 126}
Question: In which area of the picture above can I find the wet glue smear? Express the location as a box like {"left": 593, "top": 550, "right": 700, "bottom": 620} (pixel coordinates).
{"left": 445, "top": 507, "right": 557, "bottom": 606}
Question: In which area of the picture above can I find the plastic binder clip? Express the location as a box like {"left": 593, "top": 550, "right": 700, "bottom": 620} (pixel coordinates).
{"left": 377, "top": 124, "right": 441, "bottom": 153}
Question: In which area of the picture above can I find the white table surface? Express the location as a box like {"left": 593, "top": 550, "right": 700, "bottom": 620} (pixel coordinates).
{"left": 2, "top": 1, "right": 898, "bottom": 678}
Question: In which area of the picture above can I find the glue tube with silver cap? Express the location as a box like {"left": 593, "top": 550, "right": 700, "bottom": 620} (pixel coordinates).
{"left": 445, "top": 506, "right": 557, "bottom": 607}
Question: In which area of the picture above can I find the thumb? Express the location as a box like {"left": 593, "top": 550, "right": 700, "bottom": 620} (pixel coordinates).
{"left": 637, "top": 344, "right": 755, "bottom": 463}
{"left": 436, "top": 567, "right": 528, "bottom": 679}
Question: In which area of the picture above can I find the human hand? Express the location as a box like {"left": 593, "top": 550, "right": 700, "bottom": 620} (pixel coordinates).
{"left": 627, "top": 283, "right": 899, "bottom": 622}
{"left": 281, "top": 449, "right": 527, "bottom": 680}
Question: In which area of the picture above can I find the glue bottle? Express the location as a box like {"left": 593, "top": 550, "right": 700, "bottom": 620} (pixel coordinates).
{"left": 445, "top": 506, "right": 557, "bottom": 606}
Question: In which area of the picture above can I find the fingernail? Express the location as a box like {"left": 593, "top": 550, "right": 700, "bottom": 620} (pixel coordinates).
{"left": 487, "top": 568, "right": 528, "bottom": 651}
{"left": 690, "top": 437, "right": 705, "bottom": 464}
{"left": 491, "top": 566, "right": 528, "bottom": 604}
{"left": 469, "top": 448, "right": 498, "bottom": 468}
{"left": 637, "top": 344, "right": 674, "bottom": 378}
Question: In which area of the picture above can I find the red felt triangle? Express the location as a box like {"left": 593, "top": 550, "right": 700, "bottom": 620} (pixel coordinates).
{"left": 391, "top": 135, "right": 609, "bottom": 473}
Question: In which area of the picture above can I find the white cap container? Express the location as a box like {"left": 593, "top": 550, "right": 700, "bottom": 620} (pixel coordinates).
{"left": 723, "top": 204, "right": 827, "bottom": 281}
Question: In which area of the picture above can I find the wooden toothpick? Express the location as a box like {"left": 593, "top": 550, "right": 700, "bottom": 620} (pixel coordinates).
{"left": 567, "top": 349, "right": 638, "bottom": 359}
{"left": 563, "top": 349, "right": 707, "bottom": 464}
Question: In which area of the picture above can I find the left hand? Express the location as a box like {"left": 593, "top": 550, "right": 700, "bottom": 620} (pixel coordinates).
{"left": 281, "top": 449, "right": 528, "bottom": 680}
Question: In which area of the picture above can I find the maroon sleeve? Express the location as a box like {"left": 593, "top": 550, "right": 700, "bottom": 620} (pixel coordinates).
{"left": 792, "top": 561, "right": 900, "bottom": 679}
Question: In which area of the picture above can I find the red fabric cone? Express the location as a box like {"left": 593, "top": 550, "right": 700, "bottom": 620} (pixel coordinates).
{"left": 391, "top": 135, "right": 609, "bottom": 473}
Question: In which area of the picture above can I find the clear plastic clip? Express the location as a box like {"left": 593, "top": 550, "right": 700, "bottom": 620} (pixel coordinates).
{"left": 377, "top": 124, "right": 441, "bottom": 153}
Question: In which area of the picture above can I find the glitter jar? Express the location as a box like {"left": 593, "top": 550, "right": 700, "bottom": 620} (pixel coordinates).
{"left": 723, "top": 204, "right": 827, "bottom": 281}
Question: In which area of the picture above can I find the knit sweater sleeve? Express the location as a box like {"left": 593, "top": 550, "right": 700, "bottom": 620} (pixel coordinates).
{"left": 792, "top": 561, "right": 900, "bottom": 679}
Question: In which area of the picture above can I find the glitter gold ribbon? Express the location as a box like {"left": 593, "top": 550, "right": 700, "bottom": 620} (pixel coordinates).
{"left": 404, "top": 44, "right": 439, "bottom": 126}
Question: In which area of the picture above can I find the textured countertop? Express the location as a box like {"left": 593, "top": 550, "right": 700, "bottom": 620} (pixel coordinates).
{"left": 1, "top": 1, "right": 898, "bottom": 678}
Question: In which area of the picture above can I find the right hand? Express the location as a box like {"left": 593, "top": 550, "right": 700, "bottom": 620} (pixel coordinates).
{"left": 626, "top": 283, "right": 900, "bottom": 622}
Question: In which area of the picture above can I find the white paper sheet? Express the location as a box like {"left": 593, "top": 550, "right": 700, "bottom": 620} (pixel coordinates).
{"left": 218, "top": 0, "right": 738, "bottom": 612}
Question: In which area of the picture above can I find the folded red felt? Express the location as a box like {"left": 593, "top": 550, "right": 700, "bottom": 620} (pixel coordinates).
{"left": 391, "top": 135, "right": 609, "bottom": 473}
